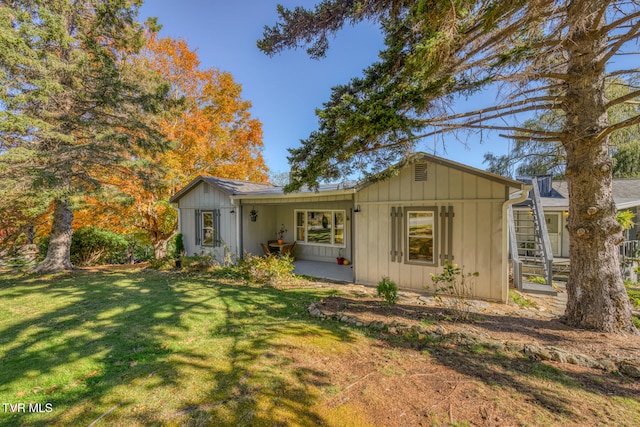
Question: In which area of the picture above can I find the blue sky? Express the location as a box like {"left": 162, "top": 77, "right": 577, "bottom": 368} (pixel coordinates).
{"left": 139, "top": 0, "right": 510, "bottom": 177}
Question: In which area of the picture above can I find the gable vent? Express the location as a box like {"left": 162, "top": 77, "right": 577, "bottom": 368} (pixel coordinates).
{"left": 203, "top": 183, "right": 210, "bottom": 193}
{"left": 414, "top": 163, "right": 428, "bottom": 182}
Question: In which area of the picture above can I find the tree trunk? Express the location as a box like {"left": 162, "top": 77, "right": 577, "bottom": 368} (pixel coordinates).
{"left": 152, "top": 239, "right": 169, "bottom": 259}
{"left": 151, "top": 231, "right": 177, "bottom": 259}
{"left": 34, "top": 199, "right": 74, "bottom": 273}
{"left": 562, "top": 1, "right": 638, "bottom": 334}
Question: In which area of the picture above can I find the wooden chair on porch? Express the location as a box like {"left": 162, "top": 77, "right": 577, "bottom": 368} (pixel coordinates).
{"left": 261, "top": 243, "right": 272, "bottom": 256}
{"left": 281, "top": 241, "right": 297, "bottom": 259}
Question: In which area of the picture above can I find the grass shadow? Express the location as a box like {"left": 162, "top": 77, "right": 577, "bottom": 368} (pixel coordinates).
{"left": 0, "top": 269, "right": 354, "bottom": 426}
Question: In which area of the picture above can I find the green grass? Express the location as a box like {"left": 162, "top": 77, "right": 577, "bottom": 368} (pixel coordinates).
{"left": 0, "top": 269, "right": 347, "bottom": 426}
{"left": 626, "top": 286, "right": 640, "bottom": 307}
{"left": 1, "top": 269, "right": 639, "bottom": 426}
{"left": 509, "top": 289, "right": 538, "bottom": 309}
{"left": 623, "top": 282, "right": 640, "bottom": 328}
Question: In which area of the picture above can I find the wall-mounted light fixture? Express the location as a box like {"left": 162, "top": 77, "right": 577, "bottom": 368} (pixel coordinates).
{"left": 230, "top": 209, "right": 235, "bottom": 214}
{"left": 354, "top": 205, "right": 361, "bottom": 213}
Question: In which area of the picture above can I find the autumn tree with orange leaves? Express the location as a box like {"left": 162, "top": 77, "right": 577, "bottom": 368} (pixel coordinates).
{"left": 75, "top": 29, "right": 268, "bottom": 258}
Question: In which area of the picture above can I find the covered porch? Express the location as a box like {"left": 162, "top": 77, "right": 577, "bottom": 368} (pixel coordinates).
{"left": 294, "top": 259, "right": 354, "bottom": 283}
{"left": 236, "top": 189, "right": 355, "bottom": 265}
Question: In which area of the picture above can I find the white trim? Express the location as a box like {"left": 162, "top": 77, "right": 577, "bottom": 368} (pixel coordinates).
{"left": 295, "top": 209, "right": 347, "bottom": 248}
{"left": 230, "top": 189, "right": 356, "bottom": 202}
{"left": 404, "top": 207, "right": 438, "bottom": 267}
{"left": 357, "top": 198, "right": 509, "bottom": 206}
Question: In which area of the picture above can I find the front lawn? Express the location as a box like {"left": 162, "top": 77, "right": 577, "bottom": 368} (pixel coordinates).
{"left": 0, "top": 269, "right": 347, "bottom": 426}
{"left": 1, "top": 269, "right": 638, "bottom": 426}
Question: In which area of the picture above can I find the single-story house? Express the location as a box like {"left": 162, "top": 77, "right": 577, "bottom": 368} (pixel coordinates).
{"left": 169, "top": 153, "right": 527, "bottom": 302}
{"left": 514, "top": 176, "right": 640, "bottom": 258}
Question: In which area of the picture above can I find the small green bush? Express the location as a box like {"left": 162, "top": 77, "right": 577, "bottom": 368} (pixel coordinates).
{"left": 616, "top": 209, "right": 635, "bottom": 231}
{"left": 427, "top": 262, "right": 478, "bottom": 321}
{"left": 377, "top": 276, "right": 399, "bottom": 305}
{"left": 173, "top": 233, "right": 185, "bottom": 259}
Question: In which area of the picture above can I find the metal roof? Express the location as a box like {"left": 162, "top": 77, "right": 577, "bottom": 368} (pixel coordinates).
{"left": 537, "top": 179, "right": 640, "bottom": 210}
{"left": 169, "top": 176, "right": 357, "bottom": 203}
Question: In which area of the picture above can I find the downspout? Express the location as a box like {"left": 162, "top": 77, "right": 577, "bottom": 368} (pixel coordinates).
{"left": 501, "top": 184, "right": 531, "bottom": 303}
{"left": 230, "top": 198, "right": 242, "bottom": 262}
{"left": 170, "top": 202, "right": 181, "bottom": 249}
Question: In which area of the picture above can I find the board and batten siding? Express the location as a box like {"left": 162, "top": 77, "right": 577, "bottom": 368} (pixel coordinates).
{"left": 354, "top": 161, "right": 509, "bottom": 302}
{"left": 177, "top": 182, "right": 238, "bottom": 259}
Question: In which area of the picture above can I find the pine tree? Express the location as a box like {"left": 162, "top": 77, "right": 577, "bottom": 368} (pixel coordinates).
{"left": 259, "top": 0, "right": 640, "bottom": 334}
{"left": 0, "top": 0, "right": 170, "bottom": 272}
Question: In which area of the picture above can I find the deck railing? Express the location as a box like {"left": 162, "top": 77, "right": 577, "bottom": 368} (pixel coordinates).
{"left": 507, "top": 206, "right": 523, "bottom": 291}
{"left": 620, "top": 240, "right": 639, "bottom": 260}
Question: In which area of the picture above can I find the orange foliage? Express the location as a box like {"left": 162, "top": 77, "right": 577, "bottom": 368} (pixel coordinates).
{"left": 145, "top": 34, "right": 268, "bottom": 185}
{"left": 75, "top": 32, "right": 268, "bottom": 254}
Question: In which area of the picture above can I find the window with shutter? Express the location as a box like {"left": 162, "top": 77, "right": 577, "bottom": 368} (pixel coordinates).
{"left": 198, "top": 209, "right": 221, "bottom": 247}
{"left": 405, "top": 208, "right": 437, "bottom": 265}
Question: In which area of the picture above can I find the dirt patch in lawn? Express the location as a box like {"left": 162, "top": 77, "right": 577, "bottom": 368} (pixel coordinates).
{"left": 286, "top": 283, "right": 640, "bottom": 426}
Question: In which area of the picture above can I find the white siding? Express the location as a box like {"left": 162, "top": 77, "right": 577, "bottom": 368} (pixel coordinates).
{"left": 354, "top": 162, "right": 509, "bottom": 302}
{"left": 177, "top": 182, "right": 238, "bottom": 261}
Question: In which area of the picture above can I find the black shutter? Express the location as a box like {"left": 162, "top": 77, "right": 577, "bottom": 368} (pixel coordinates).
{"left": 439, "top": 206, "right": 455, "bottom": 264}
{"left": 214, "top": 209, "right": 221, "bottom": 247}
{"left": 195, "top": 210, "right": 202, "bottom": 245}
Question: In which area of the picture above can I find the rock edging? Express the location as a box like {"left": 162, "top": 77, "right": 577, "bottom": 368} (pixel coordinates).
{"left": 307, "top": 302, "right": 640, "bottom": 378}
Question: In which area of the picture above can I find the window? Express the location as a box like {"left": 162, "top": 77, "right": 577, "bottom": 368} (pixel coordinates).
{"left": 202, "top": 211, "right": 215, "bottom": 245}
{"left": 295, "top": 210, "right": 345, "bottom": 247}
{"left": 405, "top": 208, "right": 437, "bottom": 265}
{"left": 196, "top": 209, "right": 221, "bottom": 247}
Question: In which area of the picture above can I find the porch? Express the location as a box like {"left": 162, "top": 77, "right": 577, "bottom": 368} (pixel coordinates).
{"left": 293, "top": 260, "right": 354, "bottom": 283}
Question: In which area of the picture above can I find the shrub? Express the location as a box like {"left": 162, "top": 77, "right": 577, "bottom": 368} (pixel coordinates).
{"left": 376, "top": 276, "right": 399, "bottom": 305}
{"left": 39, "top": 227, "right": 132, "bottom": 266}
{"left": 616, "top": 209, "right": 635, "bottom": 231}
{"left": 71, "top": 227, "right": 132, "bottom": 266}
{"left": 427, "top": 262, "right": 478, "bottom": 321}
{"left": 131, "top": 240, "right": 154, "bottom": 263}
{"left": 173, "top": 233, "right": 185, "bottom": 259}
{"left": 240, "top": 254, "right": 295, "bottom": 286}
{"left": 39, "top": 227, "right": 142, "bottom": 266}
{"left": 180, "top": 254, "right": 216, "bottom": 273}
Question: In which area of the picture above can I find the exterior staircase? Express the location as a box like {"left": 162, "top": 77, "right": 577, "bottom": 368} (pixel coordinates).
{"left": 509, "top": 176, "right": 557, "bottom": 295}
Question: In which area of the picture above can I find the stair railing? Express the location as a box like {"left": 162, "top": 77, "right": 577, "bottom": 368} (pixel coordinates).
{"left": 507, "top": 206, "right": 523, "bottom": 291}
{"left": 530, "top": 176, "right": 554, "bottom": 287}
